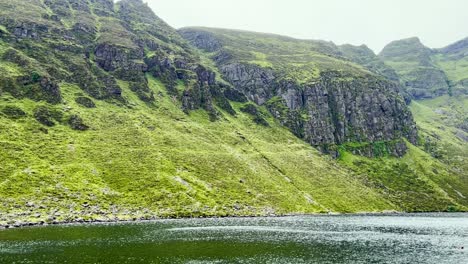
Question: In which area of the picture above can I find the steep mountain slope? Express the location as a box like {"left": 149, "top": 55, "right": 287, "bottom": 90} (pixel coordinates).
{"left": 0, "top": 0, "right": 467, "bottom": 226}
{"left": 0, "top": 0, "right": 392, "bottom": 225}
{"left": 410, "top": 95, "right": 467, "bottom": 172}
{"left": 180, "top": 27, "right": 468, "bottom": 212}
{"left": 433, "top": 37, "right": 468, "bottom": 96}
{"left": 338, "top": 44, "right": 400, "bottom": 82}
{"left": 379, "top": 37, "right": 468, "bottom": 99}
{"left": 179, "top": 27, "right": 417, "bottom": 157}
{"left": 379, "top": 37, "right": 450, "bottom": 99}
{"left": 0, "top": 0, "right": 237, "bottom": 119}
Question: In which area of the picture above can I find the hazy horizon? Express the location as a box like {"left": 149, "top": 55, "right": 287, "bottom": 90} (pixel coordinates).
{"left": 141, "top": 0, "right": 468, "bottom": 53}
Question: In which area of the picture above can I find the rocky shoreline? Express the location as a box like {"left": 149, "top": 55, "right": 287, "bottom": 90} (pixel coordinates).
{"left": 6, "top": 210, "right": 452, "bottom": 230}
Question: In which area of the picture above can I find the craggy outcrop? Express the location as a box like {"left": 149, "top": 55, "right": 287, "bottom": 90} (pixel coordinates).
{"left": 221, "top": 63, "right": 417, "bottom": 156}
{"left": 0, "top": 0, "right": 419, "bottom": 158}
{"left": 181, "top": 28, "right": 419, "bottom": 157}
{"left": 94, "top": 44, "right": 147, "bottom": 80}
{"left": 0, "top": 0, "right": 236, "bottom": 112}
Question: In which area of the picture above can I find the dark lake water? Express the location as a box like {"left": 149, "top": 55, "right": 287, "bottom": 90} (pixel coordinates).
{"left": 0, "top": 213, "right": 467, "bottom": 263}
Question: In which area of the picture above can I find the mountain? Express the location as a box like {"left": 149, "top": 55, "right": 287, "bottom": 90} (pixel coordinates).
{"left": 379, "top": 37, "right": 468, "bottom": 99}
{"left": 0, "top": 0, "right": 466, "bottom": 227}
{"left": 338, "top": 44, "right": 400, "bottom": 82}
{"left": 179, "top": 27, "right": 417, "bottom": 157}
{"left": 379, "top": 37, "right": 450, "bottom": 99}
{"left": 433, "top": 37, "right": 468, "bottom": 96}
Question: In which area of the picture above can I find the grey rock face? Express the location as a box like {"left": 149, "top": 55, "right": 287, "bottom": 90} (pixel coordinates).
{"left": 178, "top": 29, "right": 222, "bottom": 52}
{"left": 217, "top": 61, "right": 418, "bottom": 157}
{"left": 38, "top": 77, "right": 62, "bottom": 104}
{"left": 220, "top": 63, "right": 275, "bottom": 105}
{"left": 68, "top": 114, "right": 89, "bottom": 131}
{"left": 403, "top": 68, "right": 449, "bottom": 99}
{"left": 145, "top": 51, "right": 237, "bottom": 120}
{"left": 181, "top": 29, "right": 419, "bottom": 157}
{"left": 300, "top": 73, "right": 417, "bottom": 146}
{"left": 0, "top": 18, "right": 51, "bottom": 40}
{"left": 94, "top": 44, "right": 146, "bottom": 78}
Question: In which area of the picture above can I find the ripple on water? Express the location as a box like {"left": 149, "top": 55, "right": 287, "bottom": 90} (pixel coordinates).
{"left": 0, "top": 213, "right": 467, "bottom": 264}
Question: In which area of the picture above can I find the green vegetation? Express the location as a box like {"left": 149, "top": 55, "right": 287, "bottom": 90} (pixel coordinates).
{"left": 182, "top": 27, "right": 373, "bottom": 84}
{"left": 379, "top": 37, "right": 468, "bottom": 98}
{"left": 0, "top": 0, "right": 51, "bottom": 25}
{"left": 339, "top": 93, "right": 468, "bottom": 212}
{"left": 1, "top": 105, "right": 26, "bottom": 119}
{"left": 432, "top": 37, "right": 468, "bottom": 93}
{"left": 339, "top": 143, "right": 467, "bottom": 212}
{"left": 0, "top": 0, "right": 466, "bottom": 227}
{"left": 410, "top": 96, "right": 467, "bottom": 173}
{"left": 432, "top": 54, "right": 468, "bottom": 83}
{"left": 97, "top": 17, "right": 138, "bottom": 49}
{"left": 75, "top": 96, "right": 96, "bottom": 108}
{"left": 0, "top": 78, "right": 399, "bottom": 225}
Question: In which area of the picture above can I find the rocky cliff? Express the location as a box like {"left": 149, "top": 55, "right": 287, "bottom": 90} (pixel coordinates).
{"left": 0, "top": 1, "right": 466, "bottom": 226}
{"left": 0, "top": 0, "right": 237, "bottom": 121}
{"left": 180, "top": 28, "right": 418, "bottom": 157}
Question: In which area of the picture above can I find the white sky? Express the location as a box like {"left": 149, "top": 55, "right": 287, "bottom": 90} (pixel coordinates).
{"left": 142, "top": 0, "right": 468, "bottom": 53}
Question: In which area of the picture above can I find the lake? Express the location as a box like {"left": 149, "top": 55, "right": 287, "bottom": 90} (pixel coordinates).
{"left": 0, "top": 213, "right": 467, "bottom": 263}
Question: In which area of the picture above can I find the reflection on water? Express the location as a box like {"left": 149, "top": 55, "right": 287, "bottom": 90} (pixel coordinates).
{"left": 0, "top": 213, "right": 467, "bottom": 263}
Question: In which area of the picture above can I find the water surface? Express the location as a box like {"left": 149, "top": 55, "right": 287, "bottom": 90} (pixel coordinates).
{"left": 0, "top": 213, "right": 467, "bottom": 263}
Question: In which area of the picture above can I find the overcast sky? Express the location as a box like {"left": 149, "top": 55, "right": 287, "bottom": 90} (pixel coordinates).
{"left": 143, "top": 0, "right": 468, "bottom": 53}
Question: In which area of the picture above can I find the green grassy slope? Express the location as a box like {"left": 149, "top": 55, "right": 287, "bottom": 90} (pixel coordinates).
{"left": 2, "top": 75, "right": 466, "bottom": 227}
{"left": 335, "top": 96, "right": 467, "bottom": 212}
{"left": 333, "top": 95, "right": 467, "bottom": 212}
{"left": 379, "top": 37, "right": 450, "bottom": 99}
{"left": 410, "top": 96, "right": 467, "bottom": 172}
{"left": 0, "top": 1, "right": 467, "bottom": 228}
{"left": 380, "top": 37, "right": 468, "bottom": 98}
{"left": 432, "top": 38, "right": 468, "bottom": 95}
{"left": 338, "top": 142, "right": 467, "bottom": 212}
{"left": 0, "top": 75, "right": 397, "bottom": 226}
{"left": 180, "top": 27, "right": 373, "bottom": 84}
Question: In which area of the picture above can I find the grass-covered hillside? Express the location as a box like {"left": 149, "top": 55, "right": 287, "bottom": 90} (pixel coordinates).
{"left": 433, "top": 37, "right": 468, "bottom": 96}
{"left": 0, "top": 74, "right": 398, "bottom": 225}
{"left": 334, "top": 95, "right": 467, "bottom": 212}
{"left": 180, "top": 27, "right": 375, "bottom": 85}
{"left": 379, "top": 37, "right": 468, "bottom": 99}
{"left": 0, "top": 0, "right": 467, "bottom": 227}
{"left": 379, "top": 37, "right": 449, "bottom": 99}
{"left": 180, "top": 27, "right": 418, "bottom": 158}
{"left": 410, "top": 95, "right": 467, "bottom": 174}
{"left": 1, "top": 74, "right": 466, "bottom": 226}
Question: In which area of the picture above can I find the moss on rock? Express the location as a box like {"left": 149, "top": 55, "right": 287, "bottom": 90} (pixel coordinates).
{"left": 68, "top": 114, "right": 89, "bottom": 131}
{"left": 33, "top": 106, "right": 63, "bottom": 126}
{"left": 75, "top": 96, "right": 96, "bottom": 108}
{"left": 240, "top": 103, "right": 269, "bottom": 126}
{"left": 1, "top": 105, "right": 26, "bottom": 119}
